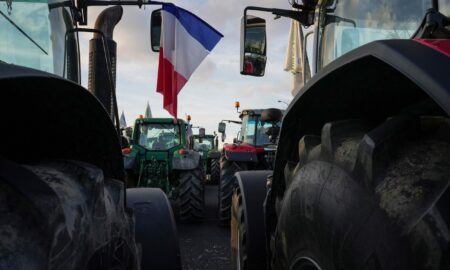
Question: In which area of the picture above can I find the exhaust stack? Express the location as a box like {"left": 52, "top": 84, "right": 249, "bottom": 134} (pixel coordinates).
{"left": 88, "top": 5, "right": 123, "bottom": 117}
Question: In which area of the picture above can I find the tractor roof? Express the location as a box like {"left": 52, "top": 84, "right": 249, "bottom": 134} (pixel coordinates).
{"left": 239, "top": 109, "right": 264, "bottom": 118}
{"left": 135, "top": 117, "right": 186, "bottom": 125}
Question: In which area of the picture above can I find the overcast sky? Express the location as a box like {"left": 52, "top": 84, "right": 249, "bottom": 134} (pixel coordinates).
{"left": 81, "top": 0, "right": 294, "bottom": 143}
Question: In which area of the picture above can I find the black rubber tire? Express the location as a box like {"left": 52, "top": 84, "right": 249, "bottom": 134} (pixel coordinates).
{"left": 127, "top": 188, "right": 182, "bottom": 270}
{"left": 273, "top": 117, "right": 450, "bottom": 270}
{"left": 218, "top": 153, "right": 244, "bottom": 226}
{"left": 178, "top": 165, "right": 205, "bottom": 222}
{"left": 231, "top": 171, "right": 272, "bottom": 270}
{"left": 0, "top": 159, "right": 138, "bottom": 270}
{"left": 210, "top": 158, "right": 220, "bottom": 185}
{"left": 231, "top": 186, "right": 247, "bottom": 270}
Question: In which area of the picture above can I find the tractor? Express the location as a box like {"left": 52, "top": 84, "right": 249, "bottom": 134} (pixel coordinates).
{"left": 124, "top": 117, "right": 205, "bottom": 222}
{"left": 0, "top": 1, "right": 180, "bottom": 269}
{"left": 231, "top": 0, "right": 450, "bottom": 270}
{"left": 190, "top": 128, "right": 221, "bottom": 184}
{"left": 217, "top": 103, "right": 283, "bottom": 226}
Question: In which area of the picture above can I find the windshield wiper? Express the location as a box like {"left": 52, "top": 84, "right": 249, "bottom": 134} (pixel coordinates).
{"left": 324, "top": 15, "right": 357, "bottom": 28}
{"left": 0, "top": 10, "right": 48, "bottom": 55}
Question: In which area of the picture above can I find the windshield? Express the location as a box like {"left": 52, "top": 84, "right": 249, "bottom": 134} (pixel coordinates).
{"left": 241, "top": 115, "right": 275, "bottom": 146}
{"left": 318, "top": 0, "right": 429, "bottom": 69}
{"left": 193, "top": 137, "right": 214, "bottom": 152}
{"left": 440, "top": 0, "right": 450, "bottom": 17}
{"left": 0, "top": 0, "right": 79, "bottom": 81}
{"left": 137, "top": 123, "right": 181, "bottom": 151}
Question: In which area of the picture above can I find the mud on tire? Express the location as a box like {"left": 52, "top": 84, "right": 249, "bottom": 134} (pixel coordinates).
{"left": 273, "top": 116, "right": 450, "bottom": 270}
{"left": 178, "top": 165, "right": 205, "bottom": 222}
{"left": 0, "top": 159, "right": 138, "bottom": 270}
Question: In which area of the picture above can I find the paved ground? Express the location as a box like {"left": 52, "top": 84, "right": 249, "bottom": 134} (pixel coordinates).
{"left": 177, "top": 185, "right": 231, "bottom": 270}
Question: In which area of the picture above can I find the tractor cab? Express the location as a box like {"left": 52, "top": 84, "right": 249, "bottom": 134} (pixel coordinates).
{"left": 238, "top": 109, "right": 280, "bottom": 147}
{"left": 241, "top": 0, "right": 450, "bottom": 91}
{"left": 192, "top": 134, "right": 216, "bottom": 153}
{"left": 191, "top": 132, "right": 221, "bottom": 184}
{"left": 0, "top": 0, "right": 80, "bottom": 82}
{"left": 136, "top": 121, "right": 183, "bottom": 151}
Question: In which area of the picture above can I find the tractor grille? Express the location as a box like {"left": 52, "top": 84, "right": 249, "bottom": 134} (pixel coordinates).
{"left": 141, "top": 160, "right": 168, "bottom": 190}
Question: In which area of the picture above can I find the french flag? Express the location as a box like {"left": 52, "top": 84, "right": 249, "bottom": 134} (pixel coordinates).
{"left": 156, "top": 4, "right": 223, "bottom": 118}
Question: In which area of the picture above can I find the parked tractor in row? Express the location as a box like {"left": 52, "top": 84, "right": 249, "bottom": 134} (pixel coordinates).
{"left": 231, "top": 0, "right": 450, "bottom": 269}
{"left": 124, "top": 117, "right": 205, "bottom": 222}
{"left": 190, "top": 130, "right": 221, "bottom": 184}
{"left": 0, "top": 1, "right": 181, "bottom": 269}
{"left": 217, "top": 103, "right": 283, "bottom": 226}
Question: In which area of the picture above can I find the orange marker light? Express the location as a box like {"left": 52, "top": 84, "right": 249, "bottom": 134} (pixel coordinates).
{"left": 234, "top": 101, "right": 240, "bottom": 109}
{"left": 139, "top": 114, "right": 144, "bottom": 119}
{"left": 179, "top": 149, "right": 188, "bottom": 155}
{"left": 186, "top": 115, "right": 191, "bottom": 121}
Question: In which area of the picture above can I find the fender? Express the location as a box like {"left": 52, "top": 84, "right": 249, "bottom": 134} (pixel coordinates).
{"left": 273, "top": 39, "right": 450, "bottom": 195}
{"left": 172, "top": 150, "right": 200, "bottom": 170}
{"left": 223, "top": 143, "right": 258, "bottom": 162}
{"left": 0, "top": 63, "right": 124, "bottom": 180}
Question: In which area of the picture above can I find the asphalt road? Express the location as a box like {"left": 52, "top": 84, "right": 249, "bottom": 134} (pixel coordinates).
{"left": 177, "top": 185, "right": 231, "bottom": 270}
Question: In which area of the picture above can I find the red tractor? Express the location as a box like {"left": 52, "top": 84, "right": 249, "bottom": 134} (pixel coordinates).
{"left": 231, "top": 0, "right": 450, "bottom": 269}
{"left": 217, "top": 103, "right": 283, "bottom": 226}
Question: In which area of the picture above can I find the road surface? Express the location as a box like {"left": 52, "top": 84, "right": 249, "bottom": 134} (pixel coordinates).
{"left": 177, "top": 185, "right": 231, "bottom": 270}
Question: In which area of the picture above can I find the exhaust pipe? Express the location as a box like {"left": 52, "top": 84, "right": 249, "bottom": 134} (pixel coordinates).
{"left": 88, "top": 5, "right": 123, "bottom": 117}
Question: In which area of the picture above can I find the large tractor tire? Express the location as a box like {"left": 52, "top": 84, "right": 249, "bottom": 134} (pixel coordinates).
{"left": 178, "top": 165, "right": 205, "bottom": 222}
{"left": 272, "top": 116, "right": 450, "bottom": 270}
{"left": 231, "top": 171, "right": 272, "bottom": 270}
{"left": 0, "top": 159, "right": 139, "bottom": 270}
{"left": 210, "top": 158, "right": 220, "bottom": 185}
{"left": 127, "top": 188, "right": 181, "bottom": 270}
{"left": 218, "top": 154, "right": 246, "bottom": 226}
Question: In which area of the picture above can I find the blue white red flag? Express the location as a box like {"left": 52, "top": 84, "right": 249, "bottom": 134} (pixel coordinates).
{"left": 156, "top": 3, "right": 223, "bottom": 118}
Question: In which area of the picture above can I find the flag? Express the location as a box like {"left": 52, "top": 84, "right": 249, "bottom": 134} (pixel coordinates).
{"left": 119, "top": 111, "right": 127, "bottom": 129}
{"left": 284, "top": 17, "right": 304, "bottom": 96}
{"left": 157, "top": 3, "right": 223, "bottom": 118}
{"left": 144, "top": 101, "right": 152, "bottom": 118}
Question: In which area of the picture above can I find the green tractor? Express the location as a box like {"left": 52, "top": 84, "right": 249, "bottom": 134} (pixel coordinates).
{"left": 124, "top": 117, "right": 205, "bottom": 222}
{"left": 190, "top": 128, "right": 221, "bottom": 184}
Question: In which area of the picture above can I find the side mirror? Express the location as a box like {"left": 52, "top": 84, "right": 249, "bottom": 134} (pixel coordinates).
{"left": 199, "top": 128, "right": 206, "bottom": 138}
{"left": 218, "top": 122, "right": 226, "bottom": 133}
{"left": 240, "top": 15, "right": 267, "bottom": 76}
{"left": 233, "top": 138, "right": 238, "bottom": 144}
{"left": 125, "top": 127, "right": 133, "bottom": 138}
{"left": 150, "top": 9, "right": 162, "bottom": 52}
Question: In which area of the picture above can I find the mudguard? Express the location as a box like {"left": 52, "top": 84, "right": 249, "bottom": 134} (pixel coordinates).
{"left": 208, "top": 151, "right": 220, "bottom": 159}
{"left": 172, "top": 150, "right": 201, "bottom": 170}
{"left": 223, "top": 143, "right": 258, "bottom": 162}
{"left": 234, "top": 170, "right": 272, "bottom": 269}
{"left": 0, "top": 63, "right": 124, "bottom": 180}
{"left": 273, "top": 39, "right": 450, "bottom": 194}
{"left": 126, "top": 188, "right": 181, "bottom": 270}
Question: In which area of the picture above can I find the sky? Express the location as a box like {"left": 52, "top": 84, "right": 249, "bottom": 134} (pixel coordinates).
{"left": 80, "top": 0, "right": 294, "bottom": 144}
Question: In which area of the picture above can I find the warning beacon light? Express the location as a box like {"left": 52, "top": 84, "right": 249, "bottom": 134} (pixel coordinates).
{"left": 235, "top": 101, "right": 240, "bottom": 112}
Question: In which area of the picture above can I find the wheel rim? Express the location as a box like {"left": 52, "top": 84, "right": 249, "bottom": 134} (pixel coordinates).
{"left": 291, "top": 257, "right": 321, "bottom": 270}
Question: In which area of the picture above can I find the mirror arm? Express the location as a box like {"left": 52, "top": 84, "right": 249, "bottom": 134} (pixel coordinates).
{"left": 244, "top": 6, "right": 314, "bottom": 26}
